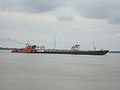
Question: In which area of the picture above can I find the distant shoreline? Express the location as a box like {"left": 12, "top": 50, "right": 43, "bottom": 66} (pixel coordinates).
{"left": 109, "top": 51, "right": 120, "bottom": 53}
{"left": 0, "top": 47, "right": 13, "bottom": 50}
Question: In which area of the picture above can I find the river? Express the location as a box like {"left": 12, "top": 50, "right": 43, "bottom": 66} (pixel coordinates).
{"left": 0, "top": 50, "right": 120, "bottom": 90}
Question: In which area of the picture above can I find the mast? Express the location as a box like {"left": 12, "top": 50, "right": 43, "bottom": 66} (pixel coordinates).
{"left": 93, "top": 40, "right": 96, "bottom": 50}
{"left": 54, "top": 37, "right": 56, "bottom": 49}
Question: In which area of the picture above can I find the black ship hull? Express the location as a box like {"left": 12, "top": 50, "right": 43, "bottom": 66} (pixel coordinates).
{"left": 29, "top": 50, "right": 109, "bottom": 55}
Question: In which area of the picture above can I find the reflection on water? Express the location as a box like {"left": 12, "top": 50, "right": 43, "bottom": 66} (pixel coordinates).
{"left": 0, "top": 50, "right": 120, "bottom": 90}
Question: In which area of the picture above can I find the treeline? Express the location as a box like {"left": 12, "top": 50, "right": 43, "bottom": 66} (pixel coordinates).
{"left": 109, "top": 51, "right": 120, "bottom": 53}
{"left": 0, "top": 47, "right": 13, "bottom": 50}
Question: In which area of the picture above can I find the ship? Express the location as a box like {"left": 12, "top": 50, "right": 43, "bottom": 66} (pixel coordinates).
{"left": 11, "top": 44, "right": 109, "bottom": 55}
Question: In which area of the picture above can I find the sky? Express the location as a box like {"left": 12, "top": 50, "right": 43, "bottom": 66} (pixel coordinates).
{"left": 0, "top": 0, "right": 120, "bottom": 50}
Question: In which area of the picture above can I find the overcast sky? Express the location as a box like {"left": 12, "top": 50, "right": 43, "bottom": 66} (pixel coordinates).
{"left": 0, "top": 0, "right": 120, "bottom": 50}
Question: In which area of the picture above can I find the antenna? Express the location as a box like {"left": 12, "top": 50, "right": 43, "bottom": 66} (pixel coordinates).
{"left": 93, "top": 40, "right": 96, "bottom": 50}
{"left": 93, "top": 40, "right": 94, "bottom": 49}
{"left": 54, "top": 37, "right": 56, "bottom": 49}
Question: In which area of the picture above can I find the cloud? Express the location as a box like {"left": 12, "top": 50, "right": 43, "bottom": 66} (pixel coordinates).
{"left": 24, "top": 0, "right": 64, "bottom": 13}
{"left": 0, "top": 0, "right": 63, "bottom": 13}
{"left": 75, "top": 0, "right": 120, "bottom": 24}
{"left": 0, "top": 12, "right": 58, "bottom": 32}
{"left": 0, "top": 0, "right": 120, "bottom": 50}
{"left": 57, "top": 15, "right": 74, "bottom": 22}
{"left": 1, "top": 0, "right": 120, "bottom": 24}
